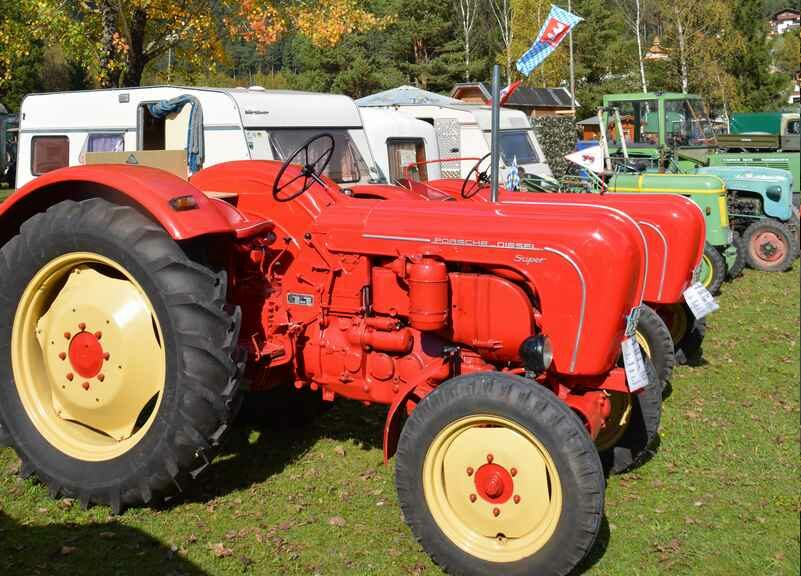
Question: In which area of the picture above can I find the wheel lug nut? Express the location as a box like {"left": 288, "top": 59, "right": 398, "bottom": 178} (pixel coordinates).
{"left": 82, "top": 382, "right": 90, "bottom": 390}
{"left": 63, "top": 332, "right": 71, "bottom": 340}
{"left": 466, "top": 467, "right": 474, "bottom": 476}
{"left": 469, "top": 494, "right": 477, "bottom": 503}
{"left": 78, "top": 322, "right": 86, "bottom": 330}
{"left": 58, "top": 352, "right": 66, "bottom": 360}
{"left": 97, "top": 373, "right": 105, "bottom": 382}
{"left": 513, "top": 495, "right": 521, "bottom": 504}
{"left": 66, "top": 373, "right": 74, "bottom": 381}
{"left": 486, "top": 454, "right": 494, "bottom": 463}
{"left": 510, "top": 468, "right": 517, "bottom": 477}
{"left": 103, "top": 352, "right": 110, "bottom": 361}
{"left": 94, "top": 331, "right": 102, "bottom": 340}
{"left": 492, "top": 507, "right": 500, "bottom": 517}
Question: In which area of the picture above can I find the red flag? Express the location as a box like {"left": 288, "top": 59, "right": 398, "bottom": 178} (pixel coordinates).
{"left": 489, "top": 80, "right": 522, "bottom": 106}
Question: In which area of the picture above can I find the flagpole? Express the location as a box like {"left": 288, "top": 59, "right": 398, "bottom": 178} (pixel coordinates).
{"left": 567, "top": 0, "right": 576, "bottom": 116}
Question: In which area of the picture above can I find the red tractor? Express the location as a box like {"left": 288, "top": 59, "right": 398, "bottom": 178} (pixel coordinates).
{"left": 368, "top": 155, "right": 709, "bottom": 381}
{"left": 0, "top": 137, "right": 654, "bottom": 575}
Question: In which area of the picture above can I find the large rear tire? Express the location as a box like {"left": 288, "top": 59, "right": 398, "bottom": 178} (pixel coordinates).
{"left": 726, "top": 232, "right": 746, "bottom": 279}
{"left": 0, "top": 198, "right": 243, "bottom": 512}
{"left": 743, "top": 219, "right": 797, "bottom": 272}
{"left": 396, "top": 372, "right": 603, "bottom": 576}
{"left": 658, "top": 303, "right": 706, "bottom": 366}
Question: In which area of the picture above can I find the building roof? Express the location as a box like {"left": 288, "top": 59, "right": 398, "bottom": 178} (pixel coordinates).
{"left": 355, "top": 85, "right": 463, "bottom": 107}
{"left": 576, "top": 116, "right": 600, "bottom": 126}
{"left": 451, "top": 82, "right": 576, "bottom": 108}
{"left": 772, "top": 9, "right": 800, "bottom": 21}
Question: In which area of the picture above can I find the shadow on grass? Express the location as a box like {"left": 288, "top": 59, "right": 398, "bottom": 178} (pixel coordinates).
{"left": 171, "top": 387, "right": 387, "bottom": 507}
{"left": 572, "top": 516, "right": 611, "bottom": 575}
{"left": 0, "top": 511, "right": 208, "bottom": 575}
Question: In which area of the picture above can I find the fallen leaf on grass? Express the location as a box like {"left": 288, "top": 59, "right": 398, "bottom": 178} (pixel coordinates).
{"left": 98, "top": 531, "right": 115, "bottom": 539}
{"left": 333, "top": 445, "right": 346, "bottom": 456}
{"left": 58, "top": 498, "right": 75, "bottom": 509}
{"left": 208, "top": 542, "right": 233, "bottom": 558}
{"left": 328, "top": 516, "right": 346, "bottom": 527}
{"left": 60, "top": 545, "right": 77, "bottom": 556}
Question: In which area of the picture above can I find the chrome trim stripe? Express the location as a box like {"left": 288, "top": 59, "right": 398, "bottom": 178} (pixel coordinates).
{"left": 542, "top": 246, "right": 586, "bottom": 373}
{"left": 637, "top": 221, "right": 668, "bottom": 300}
{"left": 363, "top": 233, "right": 432, "bottom": 243}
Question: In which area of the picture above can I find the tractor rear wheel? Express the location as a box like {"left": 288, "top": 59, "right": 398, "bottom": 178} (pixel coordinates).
{"left": 396, "top": 372, "right": 603, "bottom": 576}
{"left": 0, "top": 198, "right": 243, "bottom": 512}
{"left": 743, "top": 219, "right": 797, "bottom": 272}
{"left": 698, "top": 242, "right": 726, "bottom": 295}
{"left": 598, "top": 353, "right": 661, "bottom": 475}
{"left": 726, "top": 232, "right": 746, "bottom": 280}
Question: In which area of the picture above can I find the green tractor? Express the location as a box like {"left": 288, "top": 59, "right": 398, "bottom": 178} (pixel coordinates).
{"left": 601, "top": 92, "right": 798, "bottom": 272}
{"left": 0, "top": 112, "right": 17, "bottom": 190}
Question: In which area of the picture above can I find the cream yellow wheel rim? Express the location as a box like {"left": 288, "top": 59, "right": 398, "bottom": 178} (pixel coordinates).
{"left": 11, "top": 252, "right": 166, "bottom": 461}
{"left": 422, "top": 415, "right": 562, "bottom": 563}
{"left": 635, "top": 330, "right": 651, "bottom": 359}
{"left": 594, "top": 392, "right": 632, "bottom": 452}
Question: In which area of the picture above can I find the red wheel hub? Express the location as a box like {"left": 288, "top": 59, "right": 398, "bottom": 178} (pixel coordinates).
{"left": 68, "top": 331, "right": 105, "bottom": 379}
{"left": 474, "top": 463, "right": 514, "bottom": 504}
{"left": 751, "top": 231, "right": 787, "bottom": 263}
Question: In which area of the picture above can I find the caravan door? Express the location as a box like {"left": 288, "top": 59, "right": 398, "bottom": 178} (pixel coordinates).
{"left": 433, "top": 118, "right": 460, "bottom": 178}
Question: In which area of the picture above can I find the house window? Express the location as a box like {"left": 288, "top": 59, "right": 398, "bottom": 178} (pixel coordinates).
{"left": 388, "top": 139, "right": 428, "bottom": 182}
{"left": 32, "top": 136, "right": 69, "bottom": 175}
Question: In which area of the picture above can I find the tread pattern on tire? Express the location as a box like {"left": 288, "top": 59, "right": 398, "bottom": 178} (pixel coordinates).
{"left": 703, "top": 242, "right": 726, "bottom": 296}
{"left": 726, "top": 231, "right": 746, "bottom": 279}
{"left": 0, "top": 198, "right": 244, "bottom": 513}
{"left": 637, "top": 305, "right": 675, "bottom": 390}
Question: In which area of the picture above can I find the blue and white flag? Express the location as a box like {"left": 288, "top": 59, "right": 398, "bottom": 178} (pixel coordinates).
{"left": 505, "top": 156, "right": 521, "bottom": 191}
{"left": 516, "top": 5, "right": 583, "bottom": 77}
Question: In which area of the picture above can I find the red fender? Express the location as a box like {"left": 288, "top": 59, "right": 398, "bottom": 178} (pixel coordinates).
{"left": 0, "top": 164, "right": 271, "bottom": 243}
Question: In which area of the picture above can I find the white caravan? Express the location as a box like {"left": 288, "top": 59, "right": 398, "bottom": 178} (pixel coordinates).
{"left": 358, "top": 107, "right": 441, "bottom": 183}
{"left": 356, "top": 85, "right": 552, "bottom": 181}
{"left": 15, "top": 86, "right": 386, "bottom": 189}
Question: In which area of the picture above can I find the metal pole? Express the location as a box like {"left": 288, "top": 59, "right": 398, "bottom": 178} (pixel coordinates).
{"left": 490, "top": 64, "right": 501, "bottom": 202}
{"left": 567, "top": 0, "right": 576, "bottom": 115}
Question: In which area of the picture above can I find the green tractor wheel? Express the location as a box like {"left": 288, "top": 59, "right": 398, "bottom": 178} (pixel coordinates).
{"left": 698, "top": 243, "right": 726, "bottom": 295}
{"left": 726, "top": 232, "right": 746, "bottom": 280}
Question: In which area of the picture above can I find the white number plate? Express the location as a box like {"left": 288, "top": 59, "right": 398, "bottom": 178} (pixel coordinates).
{"left": 683, "top": 282, "right": 719, "bottom": 319}
{"left": 621, "top": 337, "right": 650, "bottom": 393}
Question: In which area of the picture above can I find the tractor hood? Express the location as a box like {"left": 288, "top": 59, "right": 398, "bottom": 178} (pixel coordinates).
{"left": 191, "top": 161, "right": 647, "bottom": 377}
{"left": 696, "top": 165, "right": 794, "bottom": 221}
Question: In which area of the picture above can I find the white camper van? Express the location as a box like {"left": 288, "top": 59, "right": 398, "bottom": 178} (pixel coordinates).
{"left": 356, "top": 85, "right": 551, "bottom": 181}
{"left": 358, "top": 107, "right": 441, "bottom": 183}
{"left": 15, "top": 86, "right": 385, "bottom": 189}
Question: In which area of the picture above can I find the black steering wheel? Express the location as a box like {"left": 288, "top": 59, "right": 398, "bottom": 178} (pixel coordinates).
{"left": 461, "top": 153, "right": 492, "bottom": 199}
{"left": 272, "top": 133, "right": 335, "bottom": 202}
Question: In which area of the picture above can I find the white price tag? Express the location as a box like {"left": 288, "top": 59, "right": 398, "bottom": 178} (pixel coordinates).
{"left": 621, "top": 337, "right": 650, "bottom": 393}
{"left": 683, "top": 282, "right": 719, "bottom": 319}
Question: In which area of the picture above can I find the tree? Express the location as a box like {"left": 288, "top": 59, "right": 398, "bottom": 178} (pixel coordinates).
{"left": 489, "top": 0, "right": 514, "bottom": 83}
{"left": 454, "top": 0, "right": 480, "bottom": 81}
{"left": 615, "top": 0, "right": 649, "bottom": 92}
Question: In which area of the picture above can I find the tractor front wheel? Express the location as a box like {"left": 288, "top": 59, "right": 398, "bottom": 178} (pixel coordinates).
{"left": 598, "top": 354, "right": 661, "bottom": 475}
{"left": 698, "top": 242, "right": 726, "bottom": 295}
{"left": 659, "top": 303, "right": 706, "bottom": 366}
{"left": 396, "top": 372, "right": 603, "bottom": 576}
{"left": 726, "top": 232, "right": 746, "bottom": 280}
{"left": 634, "top": 305, "right": 675, "bottom": 391}
{"left": 0, "top": 198, "right": 243, "bottom": 512}
{"left": 743, "top": 219, "right": 797, "bottom": 272}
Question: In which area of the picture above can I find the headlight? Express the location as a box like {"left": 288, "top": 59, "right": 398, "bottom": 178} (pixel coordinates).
{"left": 519, "top": 334, "right": 554, "bottom": 374}
{"left": 766, "top": 185, "right": 782, "bottom": 203}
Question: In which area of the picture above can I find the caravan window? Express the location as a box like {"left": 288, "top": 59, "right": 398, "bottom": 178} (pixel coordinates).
{"left": 31, "top": 136, "right": 69, "bottom": 175}
{"left": 497, "top": 130, "right": 540, "bottom": 165}
{"left": 387, "top": 139, "right": 428, "bottom": 182}
{"left": 265, "top": 128, "right": 370, "bottom": 184}
{"left": 87, "top": 133, "right": 124, "bottom": 153}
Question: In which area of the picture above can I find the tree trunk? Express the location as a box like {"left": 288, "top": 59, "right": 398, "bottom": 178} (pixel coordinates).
{"left": 122, "top": 8, "right": 148, "bottom": 87}
{"left": 464, "top": 37, "right": 471, "bottom": 81}
{"left": 98, "top": 0, "right": 119, "bottom": 88}
{"left": 675, "top": 7, "right": 689, "bottom": 93}
{"left": 506, "top": 47, "right": 512, "bottom": 84}
{"left": 634, "top": 0, "right": 648, "bottom": 92}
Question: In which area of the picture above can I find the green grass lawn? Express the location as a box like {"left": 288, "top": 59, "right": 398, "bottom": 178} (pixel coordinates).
{"left": 0, "top": 189, "right": 12, "bottom": 202}
{"left": 1, "top": 264, "right": 799, "bottom": 576}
